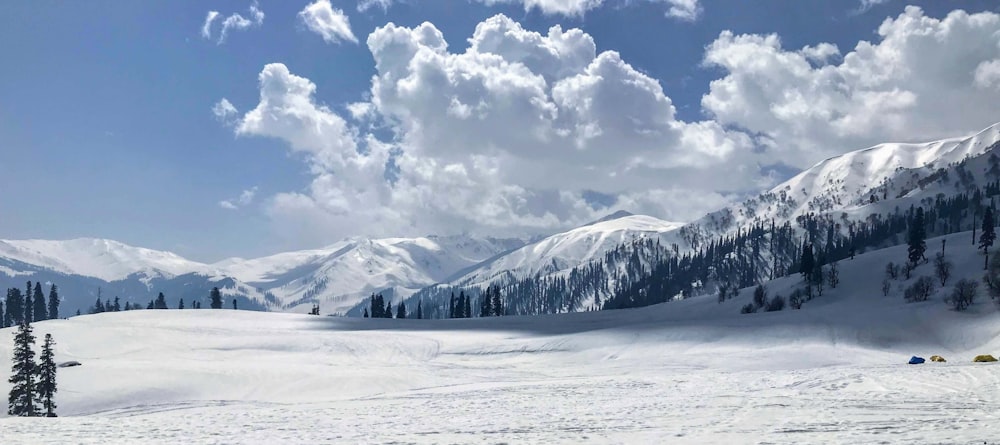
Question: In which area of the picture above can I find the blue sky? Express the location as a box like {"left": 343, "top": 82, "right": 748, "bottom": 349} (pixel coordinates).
{"left": 2, "top": 0, "right": 999, "bottom": 262}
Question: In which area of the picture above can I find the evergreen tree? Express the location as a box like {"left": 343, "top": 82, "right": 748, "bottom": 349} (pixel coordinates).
{"left": 396, "top": 301, "right": 407, "bottom": 319}
{"left": 32, "top": 282, "right": 46, "bottom": 322}
{"left": 75, "top": 309, "right": 80, "bottom": 316}
{"left": 907, "top": 207, "right": 927, "bottom": 266}
{"left": 491, "top": 286, "right": 504, "bottom": 316}
{"left": 463, "top": 292, "right": 471, "bottom": 319}
{"left": 0, "top": 300, "right": 4, "bottom": 328}
{"left": 47, "top": 284, "right": 59, "bottom": 320}
{"left": 24, "top": 281, "right": 34, "bottom": 324}
{"left": 154, "top": 292, "right": 168, "bottom": 310}
{"left": 363, "top": 307, "right": 369, "bottom": 318}
{"left": 416, "top": 300, "right": 422, "bottom": 320}
{"left": 8, "top": 323, "right": 38, "bottom": 416}
{"left": 7, "top": 288, "right": 23, "bottom": 325}
{"left": 146, "top": 300, "right": 154, "bottom": 310}
{"left": 178, "top": 299, "right": 185, "bottom": 310}
{"left": 980, "top": 209, "right": 996, "bottom": 270}
{"left": 232, "top": 298, "right": 237, "bottom": 310}
{"left": 92, "top": 297, "right": 105, "bottom": 314}
{"left": 113, "top": 296, "right": 121, "bottom": 312}
{"left": 449, "top": 292, "right": 456, "bottom": 318}
{"left": 3, "top": 287, "right": 21, "bottom": 327}
{"left": 480, "top": 287, "right": 493, "bottom": 317}
{"left": 37, "top": 333, "right": 57, "bottom": 417}
{"left": 210, "top": 287, "right": 223, "bottom": 309}
{"left": 799, "top": 244, "right": 814, "bottom": 281}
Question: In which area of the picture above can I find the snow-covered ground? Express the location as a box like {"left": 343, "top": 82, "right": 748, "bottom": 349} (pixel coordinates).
{"left": 2, "top": 232, "right": 1000, "bottom": 444}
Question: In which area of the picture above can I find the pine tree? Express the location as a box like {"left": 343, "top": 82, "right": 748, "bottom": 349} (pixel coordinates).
{"left": 24, "top": 281, "right": 34, "bottom": 324}
{"left": 32, "top": 282, "right": 46, "bottom": 322}
{"left": 449, "top": 292, "right": 456, "bottom": 319}
{"left": 37, "top": 333, "right": 57, "bottom": 417}
{"left": 384, "top": 299, "right": 392, "bottom": 318}
{"left": 8, "top": 323, "right": 38, "bottom": 416}
{"left": 232, "top": 298, "right": 237, "bottom": 310}
{"left": 363, "top": 307, "right": 369, "bottom": 318}
{"left": 416, "top": 300, "right": 422, "bottom": 320}
{"left": 47, "top": 284, "right": 59, "bottom": 320}
{"left": 799, "top": 244, "right": 814, "bottom": 281}
{"left": 3, "top": 288, "right": 21, "bottom": 327}
{"left": 210, "top": 287, "right": 223, "bottom": 309}
{"left": 154, "top": 292, "right": 168, "bottom": 310}
{"left": 146, "top": 300, "right": 154, "bottom": 310}
{"left": 463, "top": 292, "right": 471, "bottom": 319}
{"left": 491, "top": 286, "right": 504, "bottom": 316}
{"left": 907, "top": 207, "right": 927, "bottom": 266}
{"left": 980, "top": 209, "right": 996, "bottom": 269}
{"left": 178, "top": 299, "right": 185, "bottom": 309}
{"left": 113, "top": 296, "right": 121, "bottom": 312}
{"left": 0, "top": 300, "right": 5, "bottom": 328}
{"left": 396, "top": 301, "right": 407, "bottom": 319}
{"left": 480, "top": 287, "right": 493, "bottom": 317}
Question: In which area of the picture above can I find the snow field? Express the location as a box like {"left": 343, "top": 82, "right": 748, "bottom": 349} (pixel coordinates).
{"left": 2, "top": 230, "right": 1000, "bottom": 443}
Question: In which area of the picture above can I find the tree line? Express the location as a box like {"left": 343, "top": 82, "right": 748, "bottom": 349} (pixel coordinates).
{"left": 1, "top": 281, "right": 60, "bottom": 328}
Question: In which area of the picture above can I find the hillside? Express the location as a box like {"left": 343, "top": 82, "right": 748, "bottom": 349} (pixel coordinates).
{"left": 2, "top": 229, "right": 999, "bottom": 443}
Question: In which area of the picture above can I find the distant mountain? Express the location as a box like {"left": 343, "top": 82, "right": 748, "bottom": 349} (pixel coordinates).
{"left": 0, "top": 235, "right": 524, "bottom": 316}
{"left": 212, "top": 235, "right": 526, "bottom": 314}
{"left": 450, "top": 214, "right": 682, "bottom": 289}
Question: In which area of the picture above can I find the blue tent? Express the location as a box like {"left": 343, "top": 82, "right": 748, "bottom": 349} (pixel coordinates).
{"left": 908, "top": 356, "right": 925, "bottom": 364}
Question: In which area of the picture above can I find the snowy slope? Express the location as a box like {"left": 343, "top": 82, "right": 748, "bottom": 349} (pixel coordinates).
{"left": 675, "top": 121, "right": 1000, "bottom": 248}
{"left": 215, "top": 235, "right": 525, "bottom": 314}
{"left": 450, "top": 213, "right": 682, "bottom": 287}
{"left": 0, "top": 238, "right": 211, "bottom": 282}
{"left": 2, "top": 230, "right": 999, "bottom": 444}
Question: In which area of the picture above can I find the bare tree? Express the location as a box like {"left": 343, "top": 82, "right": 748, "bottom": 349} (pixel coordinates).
{"left": 947, "top": 279, "right": 978, "bottom": 311}
{"left": 934, "top": 253, "right": 953, "bottom": 287}
{"left": 881, "top": 278, "right": 891, "bottom": 297}
{"left": 826, "top": 261, "right": 840, "bottom": 289}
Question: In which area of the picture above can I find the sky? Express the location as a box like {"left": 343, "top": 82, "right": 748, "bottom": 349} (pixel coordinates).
{"left": 1, "top": 0, "right": 999, "bottom": 262}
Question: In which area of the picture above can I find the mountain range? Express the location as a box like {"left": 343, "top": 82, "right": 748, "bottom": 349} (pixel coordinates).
{"left": 2, "top": 121, "right": 999, "bottom": 317}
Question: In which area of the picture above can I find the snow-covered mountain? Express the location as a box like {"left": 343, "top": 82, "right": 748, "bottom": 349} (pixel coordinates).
{"left": 212, "top": 235, "right": 525, "bottom": 314}
{"left": 0, "top": 234, "right": 524, "bottom": 316}
{"left": 674, "top": 121, "right": 1000, "bottom": 250}
{"left": 0, "top": 238, "right": 211, "bottom": 282}
{"left": 449, "top": 212, "right": 682, "bottom": 288}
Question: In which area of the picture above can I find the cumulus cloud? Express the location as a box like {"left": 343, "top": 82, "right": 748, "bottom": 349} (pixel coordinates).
{"left": 201, "top": 2, "right": 264, "bottom": 44}
{"left": 299, "top": 0, "right": 358, "bottom": 44}
{"left": 222, "top": 8, "right": 1000, "bottom": 247}
{"left": 702, "top": 6, "right": 1000, "bottom": 167}
{"left": 224, "top": 15, "right": 755, "bottom": 246}
{"left": 220, "top": 186, "right": 259, "bottom": 210}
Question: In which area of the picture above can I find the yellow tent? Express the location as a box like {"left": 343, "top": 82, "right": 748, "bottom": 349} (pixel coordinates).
{"left": 973, "top": 354, "right": 997, "bottom": 362}
{"left": 930, "top": 355, "right": 946, "bottom": 362}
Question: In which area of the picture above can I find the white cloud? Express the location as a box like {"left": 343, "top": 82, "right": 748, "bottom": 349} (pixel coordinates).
{"left": 201, "top": 2, "right": 265, "bottom": 44}
{"left": 226, "top": 15, "right": 754, "bottom": 246}
{"left": 223, "top": 8, "right": 1000, "bottom": 247}
{"left": 299, "top": 0, "right": 358, "bottom": 44}
{"left": 702, "top": 6, "right": 1000, "bottom": 167}
{"left": 357, "top": 0, "right": 700, "bottom": 20}
{"left": 201, "top": 11, "right": 220, "bottom": 39}
{"left": 856, "top": 0, "right": 891, "bottom": 14}
{"left": 219, "top": 186, "right": 259, "bottom": 210}
{"left": 212, "top": 98, "right": 239, "bottom": 124}
{"left": 358, "top": 0, "right": 395, "bottom": 12}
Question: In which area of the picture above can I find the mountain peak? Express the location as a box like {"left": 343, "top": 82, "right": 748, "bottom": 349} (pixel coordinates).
{"left": 588, "top": 210, "right": 635, "bottom": 225}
